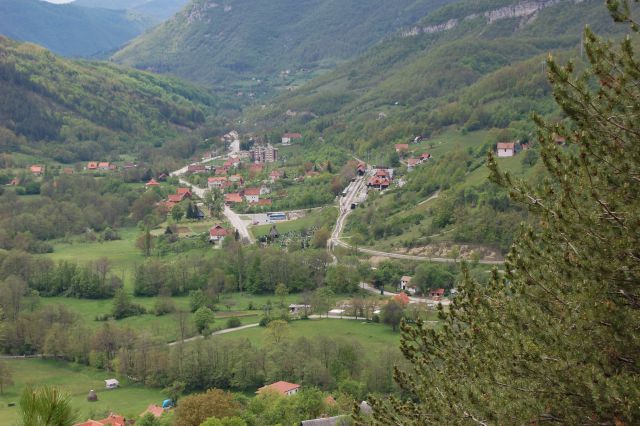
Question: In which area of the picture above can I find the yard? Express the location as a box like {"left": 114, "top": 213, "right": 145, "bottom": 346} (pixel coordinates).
{"left": 0, "top": 359, "right": 164, "bottom": 425}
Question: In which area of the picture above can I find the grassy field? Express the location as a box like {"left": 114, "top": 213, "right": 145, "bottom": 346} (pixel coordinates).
{"left": 38, "top": 291, "right": 356, "bottom": 343}
{"left": 0, "top": 359, "right": 163, "bottom": 426}
{"left": 250, "top": 207, "right": 337, "bottom": 238}
{"left": 214, "top": 318, "right": 402, "bottom": 352}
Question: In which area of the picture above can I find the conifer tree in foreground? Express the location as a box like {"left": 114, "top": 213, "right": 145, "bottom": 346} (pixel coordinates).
{"left": 364, "top": 3, "right": 640, "bottom": 424}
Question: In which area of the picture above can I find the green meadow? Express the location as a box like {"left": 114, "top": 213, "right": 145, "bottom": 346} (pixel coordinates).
{"left": 0, "top": 359, "right": 164, "bottom": 426}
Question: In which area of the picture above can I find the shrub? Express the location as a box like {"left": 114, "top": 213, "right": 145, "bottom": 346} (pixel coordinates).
{"left": 226, "top": 317, "right": 242, "bottom": 328}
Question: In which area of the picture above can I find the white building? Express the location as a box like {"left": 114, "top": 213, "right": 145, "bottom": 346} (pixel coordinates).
{"left": 497, "top": 142, "right": 515, "bottom": 157}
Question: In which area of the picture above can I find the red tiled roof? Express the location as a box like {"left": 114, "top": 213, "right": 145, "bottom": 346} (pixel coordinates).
{"left": 98, "top": 162, "right": 110, "bottom": 168}
{"left": 250, "top": 164, "right": 264, "bottom": 171}
{"left": 208, "top": 177, "right": 227, "bottom": 182}
{"left": 368, "top": 177, "right": 390, "bottom": 187}
{"left": 176, "top": 188, "right": 192, "bottom": 196}
{"left": 258, "top": 199, "right": 273, "bottom": 206}
{"left": 430, "top": 288, "right": 445, "bottom": 296}
{"left": 74, "top": 421, "right": 105, "bottom": 426}
{"left": 145, "top": 179, "right": 159, "bottom": 187}
{"left": 283, "top": 133, "right": 302, "bottom": 139}
{"left": 257, "top": 381, "right": 301, "bottom": 396}
{"left": 210, "top": 225, "right": 229, "bottom": 237}
{"left": 497, "top": 142, "right": 515, "bottom": 150}
{"left": 97, "top": 414, "right": 126, "bottom": 426}
{"left": 374, "top": 169, "right": 389, "bottom": 178}
{"left": 225, "top": 193, "right": 243, "bottom": 203}
{"left": 168, "top": 194, "right": 184, "bottom": 203}
{"left": 420, "top": 153, "right": 431, "bottom": 160}
{"left": 30, "top": 165, "right": 43, "bottom": 173}
{"left": 395, "top": 144, "right": 409, "bottom": 151}
{"left": 87, "top": 162, "right": 98, "bottom": 169}
{"left": 407, "top": 158, "right": 420, "bottom": 166}
{"left": 142, "top": 404, "right": 165, "bottom": 418}
{"left": 244, "top": 188, "right": 261, "bottom": 196}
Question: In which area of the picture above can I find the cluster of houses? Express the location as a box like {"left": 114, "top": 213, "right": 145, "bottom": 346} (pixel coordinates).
{"left": 207, "top": 167, "right": 279, "bottom": 207}
{"left": 367, "top": 168, "right": 394, "bottom": 190}
{"left": 156, "top": 187, "right": 196, "bottom": 211}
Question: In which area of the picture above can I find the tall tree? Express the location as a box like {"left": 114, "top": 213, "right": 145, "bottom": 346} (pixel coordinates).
{"left": 19, "top": 385, "right": 77, "bottom": 426}
{"left": 366, "top": 6, "right": 640, "bottom": 425}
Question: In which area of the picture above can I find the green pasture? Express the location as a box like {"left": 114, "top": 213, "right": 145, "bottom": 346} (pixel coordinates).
{"left": 0, "top": 359, "right": 163, "bottom": 426}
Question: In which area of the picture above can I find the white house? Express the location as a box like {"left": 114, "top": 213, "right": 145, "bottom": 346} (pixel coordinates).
{"left": 208, "top": 177, "right": 227, "bottom": 190}
{"left": 400, "top": 276, "right": 416, "bottom": 294}
{"left": 105, "top": 379, "right": 119, "bottom": 389}
{"left": 497, "top": 142, "right": 515, "bottom": 157}
{"left": 244, "top": 188, "right": 261, "bottom": 203}
{"left": 281, "top": 133, "right": 302, "bottom": 145}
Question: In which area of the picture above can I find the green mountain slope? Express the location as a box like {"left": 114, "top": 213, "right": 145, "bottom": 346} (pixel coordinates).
{"left": 112, "top": 0, "right": 456, "bottom": 90}
{"left": 253, "top": 0, "right": 616, "bottom": 155}
{"left": 0, "top": 0, "right": 152, "bottom": 58}
{"left": 73, "top": 0, "right": 189, "bottom": 23}
{"left": 245, "top": 0, "right": 621, "bottom": 254}
{"left": 0, "top": 37, "right": 216, "bottom": 162}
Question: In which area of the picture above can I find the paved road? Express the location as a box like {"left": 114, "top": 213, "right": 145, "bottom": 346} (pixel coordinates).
{"left": 170, "top": 156, "right": 254, "bottom": 243}
{"left": 225, "top": 205, "right": 254, "bottom": 243}
{"left": 328, "top": 170, "right": 369, "bottom": 263}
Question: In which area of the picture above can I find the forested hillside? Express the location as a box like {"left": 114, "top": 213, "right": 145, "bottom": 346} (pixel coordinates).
{"left": 253, "top": 0, "right": 615, "bottom": 155}
{"left": 0, "top": 0, "right": 152, "bottom": 57}
{"left": 0, "top": 37, "right": 218, "bottom": 163}
{"left": 112, "top": 0, "right": 456, "bottom": 91}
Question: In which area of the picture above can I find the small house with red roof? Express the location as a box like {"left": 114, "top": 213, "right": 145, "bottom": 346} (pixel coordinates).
{"left": 244, "top": 187, "right": 261, "bottom": 203}
{"left": 145, "top": 179, "right": 160, "bottom": 188}
{"left": 30, "top": 165, "right": 44, "bottom": 176}
{"left": 420, "top": 152, "right": 432, "bottom": 161}
{"left": 98, "top": 162, "right": 110, "bottom": 171}
{"left": 167, "top": 194, "right": 184, "bottom": 203}
{"left": 257, "top": 199, "right": 273, "bottom": 207}
{"left": 269, "top": 170, "right": 283, "bottom": 182}
{"left": 496, "top": 142, "right": 515, "bottom": 157}
{"left": 429, "top": 288, "right": 445, "bottom": 298}
{"left": 208, "top": 176, "right": 228, "bottom": 190}
{"left": 87, "top": 162, "right": 98, "bottom": 171}
{"left": 209, "top": 224, "right": 229, "bottom": 242}
{"left": 282, "top": 133, "right": 302, "bottom": 145}
{"left": 257, "top": 381, "right": 301, "bottom": 396}
{"left": 407, "top": 158, "right": 420, "bottom": 171}
{"left": 225, "top": 193, "right": 243, "bottom": 204}
{"left": 367, "top": 176, "right": 390, "bottom": 190}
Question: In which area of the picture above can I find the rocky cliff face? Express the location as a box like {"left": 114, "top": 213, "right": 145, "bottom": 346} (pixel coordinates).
{"left": 401, "top": 0, "right": 582, "bottom": 37}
